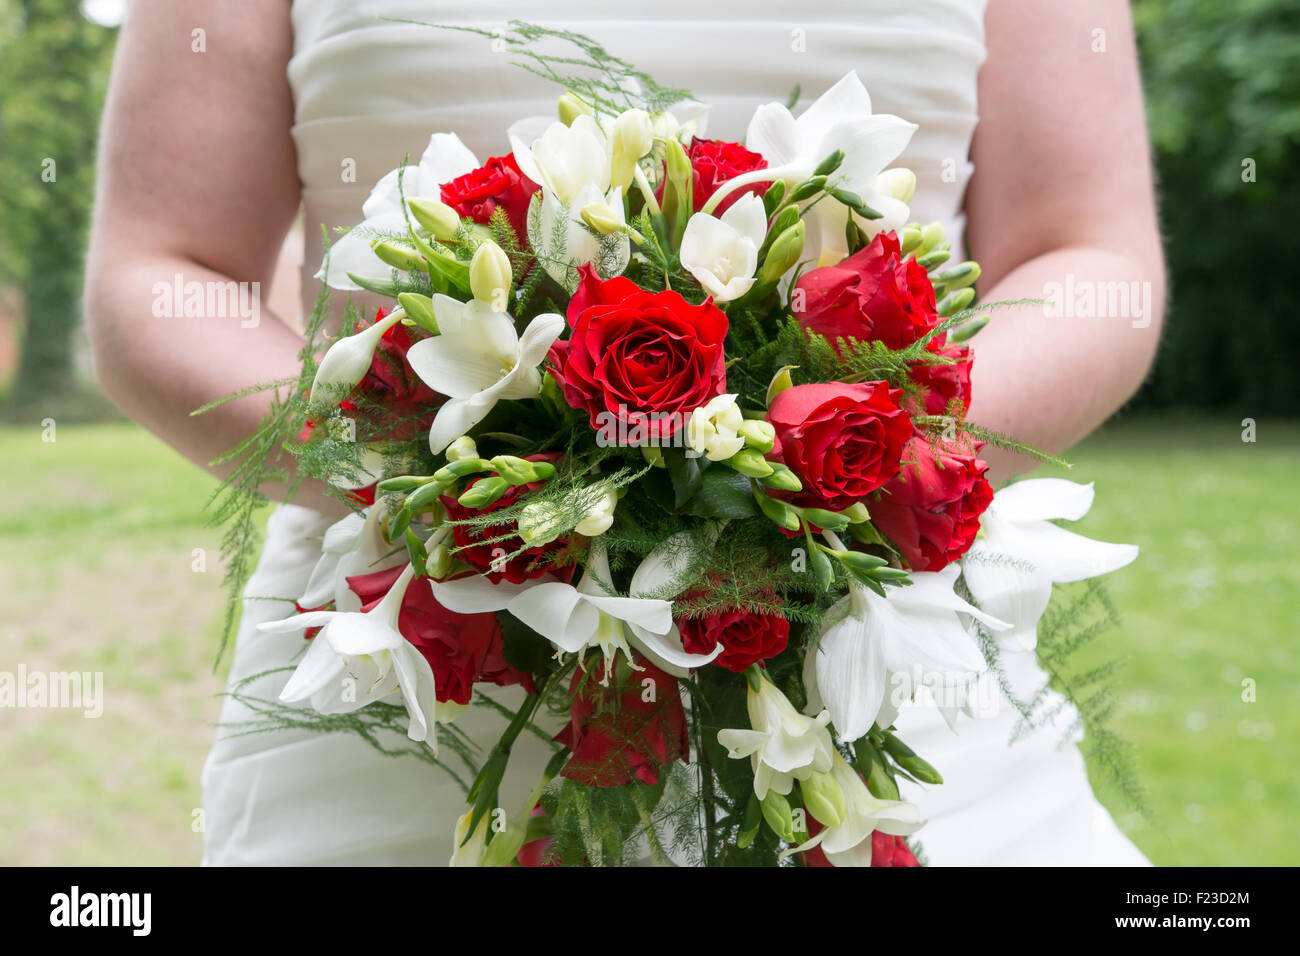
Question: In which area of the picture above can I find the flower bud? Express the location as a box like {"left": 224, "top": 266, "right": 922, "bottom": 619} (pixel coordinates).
{"left": 580, "top": 201, "right": 626, "bottom": 235}
{"left": 609, "top": 108, "right": 654, "bottom": 190}
{"left": 469, "top": 242, "right": 512, "bottom": 310}
{"left": 937, "top": 287, "right": 976, "bottom": 316}
{"left": 801, "top": 771, "right": 848, "bottom": 829}
{"left": 754, "top": 488, "right": 801, "bottom": 531}
{"left": 877, "top": 167, "right": 916, "bottom": 204}
{"left": 798, "top": 507, "right": 851, "bottom": 532}
{"left": 934, "top": 261, "right": 982, "bottom": 291}
{"left": 917, "top": 221, "right": 946, "bottom": 256}
{"left": 456, "top": 476, "right": 510, "bottom": 509}
{"left": 518, "top": 502, "right": 567, "bottom": 546}
{"left": 574, "top": 489, "right": 618, "bottom": 537}
{"left": 308, "top": 311, "right": 403, "bottom": 403}
{"left": 490, "top": 455, "right": 542, "bottom": 486}
{"left": 842, "top": 502, "right": 870, "bottom": 524}
{"left": 757, "top": 219, "right": 805, "bottom": 286}
{"left": 445, "top": 436, "right": 479, "bottom": 463}
{"left": 407, "top": 197, "right": 462, "bottom": 240}
{"left": 376, "top": 475, "right": 425, "bottom": 492}
{"left": 660, "top": 137, "right": 694, "bottom": 246}
{"left": 737, "top": 419, "right": 776, "bottom": 453}
{"left": 760, "top": 790, "right": 796, "bottom": 842}
{"left": 397, "top": 292, "right": 440, "bottom": 334}
{"left": 813, "top": 149, "right": 846, "bottom": 178}
{"left": 434, "top": 457, "right": 491, "bottom": 482}
{"left": 558, "top": 91, "right": 595, "bottom": 126}
{"left": 900, "top": 223, "right": 924, "bottom": 254}
{"left": 758, "top": 463, "right": 803, "bottom": 493}
{"left": 833, "top": 549, "right": 888, "bottom": 572}
{"left": 949, "top": 313, "right": 990, "bottom": 343}
{"left": 406, "top": 480, "right": 449, "bottom": 512}
{"left": 727, "top": 448, "right": 775, "bottom": 478}
{"left": 371, "top": 239, "right": 425, "bottom": 273}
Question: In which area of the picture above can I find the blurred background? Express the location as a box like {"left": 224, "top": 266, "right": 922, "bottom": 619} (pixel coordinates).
{"left": 1, "top": 0, "right": 1296, "bottom": 865}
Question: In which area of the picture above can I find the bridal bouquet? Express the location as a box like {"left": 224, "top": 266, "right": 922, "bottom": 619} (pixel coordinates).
{"left": 217, "top": 26, "right": 1138, "bottom": 867}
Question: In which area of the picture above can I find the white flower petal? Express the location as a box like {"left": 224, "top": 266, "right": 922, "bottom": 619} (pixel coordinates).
{"left": 995, "top": 479, "right": 1097, "bottom": 523}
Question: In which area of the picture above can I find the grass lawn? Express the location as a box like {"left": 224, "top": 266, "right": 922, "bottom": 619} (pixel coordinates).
{"left": 0, "top": 416, "right": 1295, "bottom": 865}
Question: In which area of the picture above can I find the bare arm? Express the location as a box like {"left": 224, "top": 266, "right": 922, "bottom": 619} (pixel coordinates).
{"left": 963, "top": 0, "right": 1166, "bottom": 483}
{"left": 85, "top": 0, "right": 340, "bottom": 512}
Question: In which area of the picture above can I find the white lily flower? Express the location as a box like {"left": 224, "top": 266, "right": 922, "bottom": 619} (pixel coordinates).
{"left": 686, "top": 393, "right": 746, "bottom": 461}
{"left": 962, "top": 479, "right": 1139, "bottom": 653}
{"left": 785, "top": 750, "right": 924, "bottom": 865}
{"left": 298, "top": 500, "right": 406, "bottom": 612}
{"left": 807, "top": 553, "right": 1009, "bottom": 742}
{"left": 680, "top": 194, "right": 768, "bottom": 302}
{"left": 712, "top": 72, "right": 915, "bottom": 267}
{"left": 717, "top": 674, "right": 836, "bottom": 799}
{"left": 258, "top": 564, "right": 440, "bottom": 746}
{"left": 320, "top": 133, "right": 480, "bottom": 292}
{"left": 405, "top": 300, "right": 564, "bottom": 454}
{"left": 309, "top": 311, "right": 405, "bottom": 402}
{"left": 430, "top": 535, "right": 722, "bottom": 678}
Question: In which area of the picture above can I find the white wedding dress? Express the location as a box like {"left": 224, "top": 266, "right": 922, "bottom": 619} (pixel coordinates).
{"left": 201, "top": 0, "right": 1149, "bottom": 866}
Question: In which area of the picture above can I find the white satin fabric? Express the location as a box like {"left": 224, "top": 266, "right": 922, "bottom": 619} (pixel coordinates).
{"left": 201, "top": 0, "right": 1148, "bottom": 865}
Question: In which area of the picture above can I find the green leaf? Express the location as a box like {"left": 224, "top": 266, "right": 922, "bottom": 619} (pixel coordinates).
{"left": 500, "top": 613, "right": 555, "bottom": 678}
{"left": 663, "top": 447, "right": 705, "bottom": 509}
{"left": 683, "top": 468, "right": 760, "bottom": 520}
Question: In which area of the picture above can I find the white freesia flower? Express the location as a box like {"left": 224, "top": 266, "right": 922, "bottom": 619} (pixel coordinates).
{"left": 807, "top": 555, "right": 1009, "bottom": 742}
{"left": 712, "top": 72, "right": 915, "bottom": 267}
{"left": 258, "top": 564, "right": 440, "bottom": 746}
{"left": 511, "top": 115, "right": 631, "bottom": 287}
{"left": 512, "top": 114, "right": 610, "bottom": 202}
{"left": 686, "top": 393, "right": 746, "bottom": 461}
{"left": 961, "top": 479, "right": 1139, "bottom": 652}
{"left": 680, "top": 194, "right": 768, "bottom": 302}
{"left": 785, "top": 750, "right": 924, "bottom": 865}
{"left": 405, "top": 300, "right": 564, "bottom": 454}
{"left": 320, "top": 133, "right": 479, "bottom": 292}
{"left": 717, "top": 674, "right": 836, "bottom": 799}
{"left": 429, "top": 535, "right": 722, "bottom": 678}
{"left": 298, "top": 501, "right": 406, "bottom": 612}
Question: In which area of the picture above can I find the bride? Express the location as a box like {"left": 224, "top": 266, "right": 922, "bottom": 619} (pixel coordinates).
{"left": 84, "top": 0, "right": 1164, "bottom": 866}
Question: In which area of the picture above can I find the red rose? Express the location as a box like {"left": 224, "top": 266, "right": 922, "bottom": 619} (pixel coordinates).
{"left": 793, "top": 232, "right": 939, "bottom": 350}
{"left": 908, "top": 340, "right": 973, "bottom": 417}
{"left": 869, "top": 435, "right": 993, "bottom": 572}
{"left": 554, "top": 654, "right": 689, "bottom": 787}
{"left": 346, "top": 565, "right": 533, "bottom": 704}
{"left": 548, "top": 267, "right": 728, "bottom": 440}
{"left": 767, "top": 382, "right": 912, "bottom": 512}
{"left": 803, "top": 820, "right": 921, "bottom": 867}
{"left": 440, "top": 453, "right": 569, "bottom": 585}
{"left": 678, "top": 601, "right": 790, "bottom": 672}
{"left": 440, "top": 153, "right": 539, "bottom": 241}
{"left": 657, "top": 138, "right": 770, "bottom": 215}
